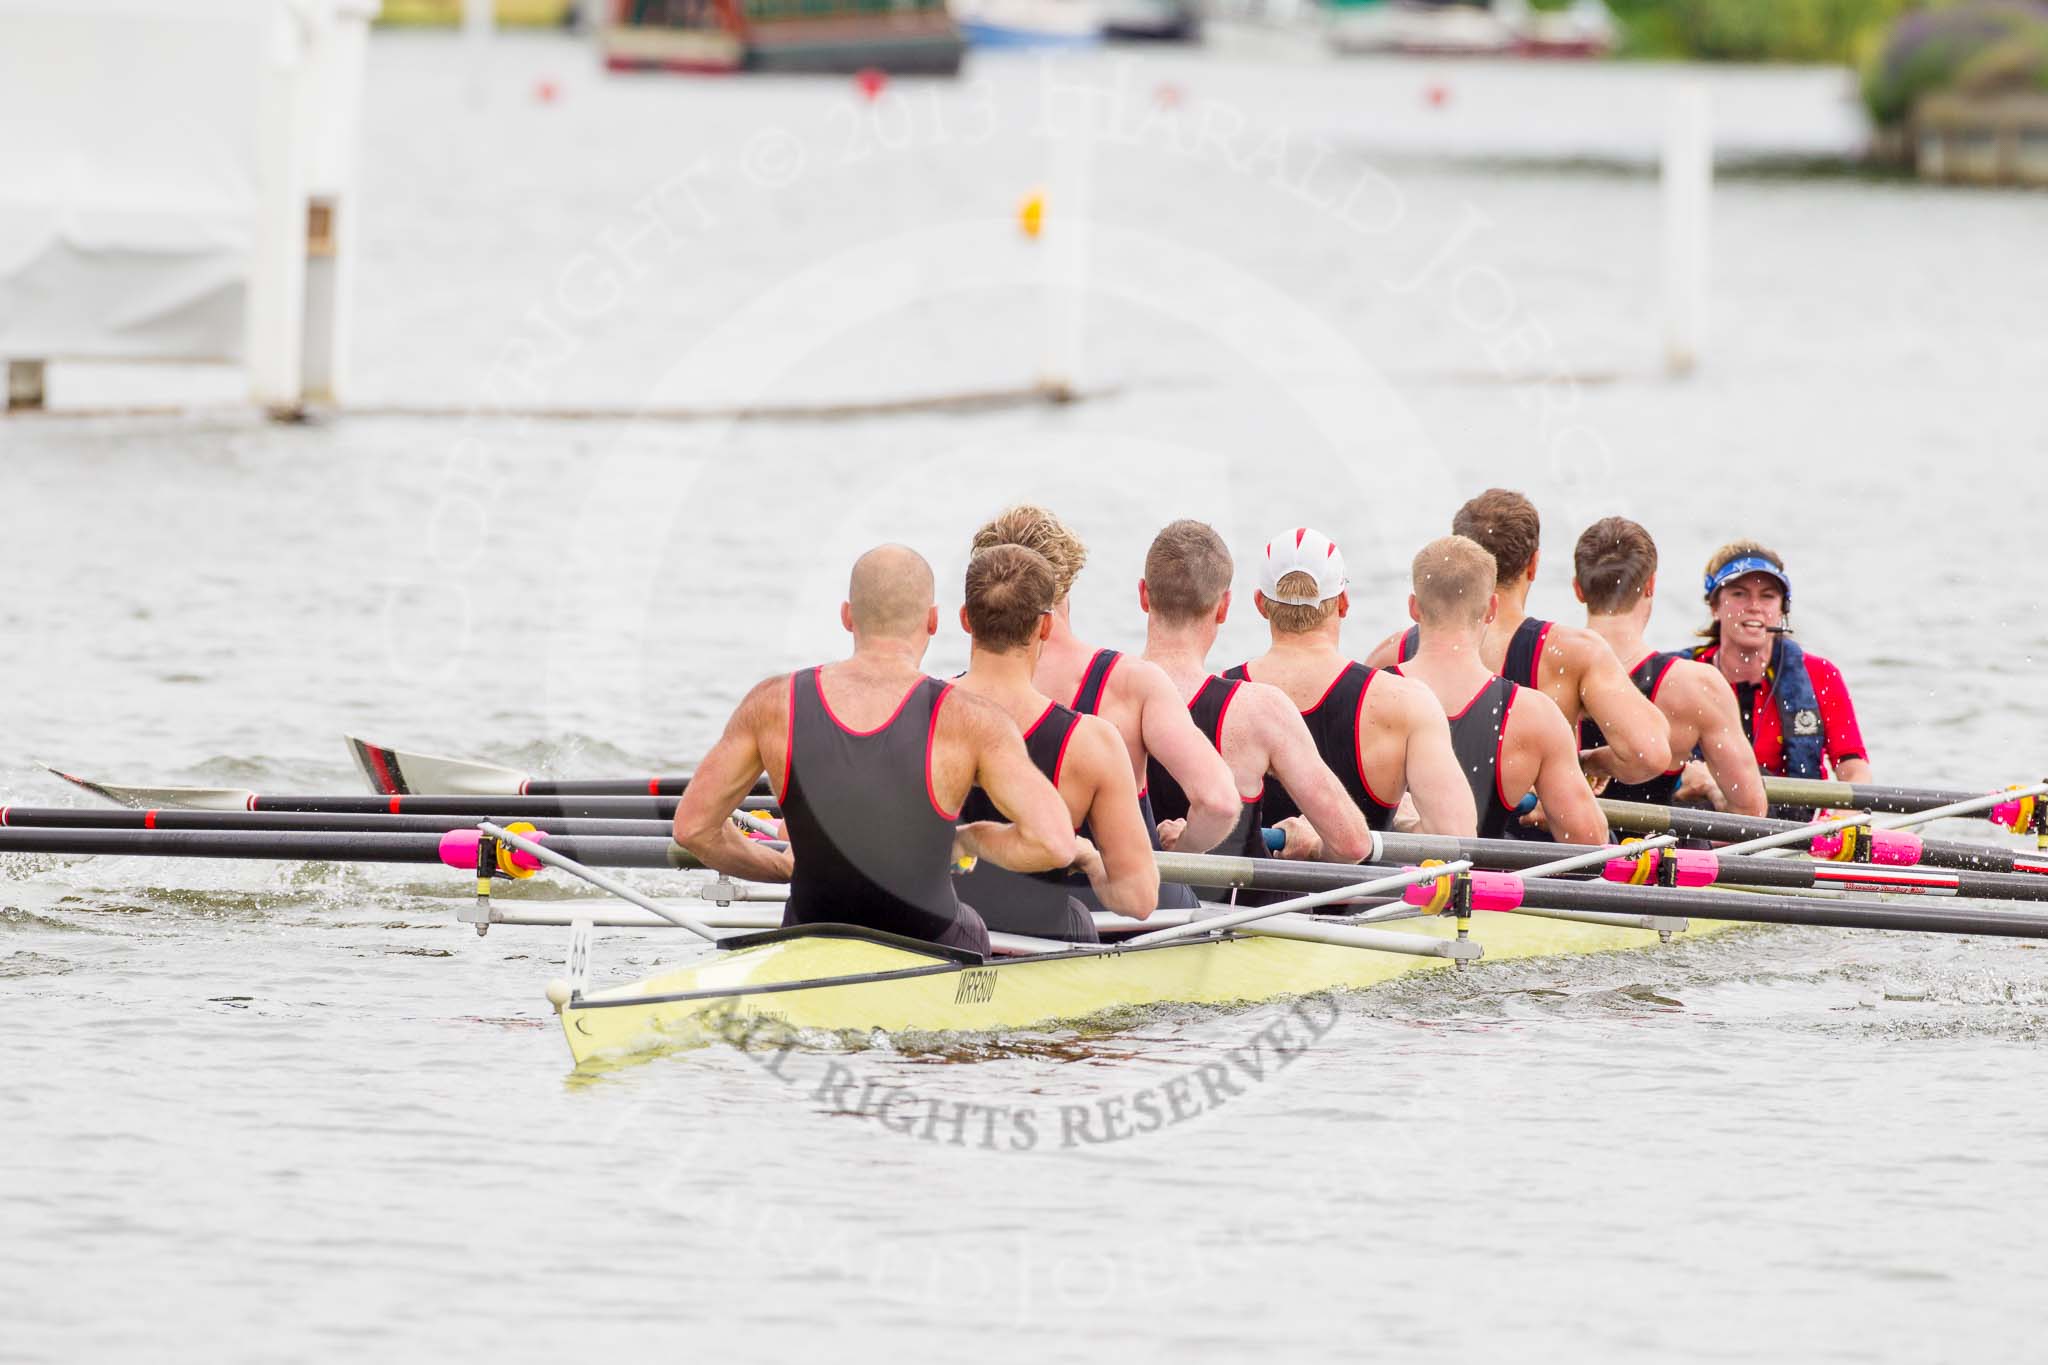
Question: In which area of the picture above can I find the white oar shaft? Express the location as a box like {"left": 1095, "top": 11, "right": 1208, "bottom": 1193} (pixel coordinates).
{"left": 1518, "top": 834, "right": 1677, "bottom": 880}
{"left": 1123, "top": 860, "right": 1473, "bottom": 947}
{"left": 1720, "top": 809, "right": 1870, "bottom": 857}
{"left": 1876, "top": 781, "right": 2048, "bottom": 831}
{"left": 479, "top": 820, "right": 724, "bottom": 943}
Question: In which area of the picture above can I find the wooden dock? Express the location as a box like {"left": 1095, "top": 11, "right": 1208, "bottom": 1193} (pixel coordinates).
{"left": 1912, "top": 93, "right": 2048, "bottom": 187}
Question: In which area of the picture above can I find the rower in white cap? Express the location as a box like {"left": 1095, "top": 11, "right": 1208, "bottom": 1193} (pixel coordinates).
{"left": 1221, "top": 526, "right": 1477, "bottom": 842}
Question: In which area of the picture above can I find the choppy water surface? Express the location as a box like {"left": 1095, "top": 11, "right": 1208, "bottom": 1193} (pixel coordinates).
{"left": 5, "top": 35, "right": 2048, "bottom": 1364}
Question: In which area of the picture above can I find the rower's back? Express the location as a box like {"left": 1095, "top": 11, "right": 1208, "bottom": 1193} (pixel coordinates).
{"left": 1397, "top": 536, "right": 1608, "bottom": 846}
{"left": 780, "top": 662, "right": 980, "bottom": 948}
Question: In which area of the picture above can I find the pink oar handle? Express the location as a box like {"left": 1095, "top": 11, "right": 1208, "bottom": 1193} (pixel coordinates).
{"left": 438, "top": 827, "right": 545, "bottom": 872}
{"left": 1402, "top": 869, "right": 1525, "bottom": 912}
{"left": 1809, "top": 828, "right": 1923, "bottom": 865}
{"left": 1601, "top": 846, "right": 1720, "bottom": 887}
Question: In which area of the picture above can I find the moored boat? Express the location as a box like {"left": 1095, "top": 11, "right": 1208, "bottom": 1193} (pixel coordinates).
{"left": 950, "top": 0, "right": 1102, "bottom": 48}
{"left": 1101, "top": 0, "right": 1200, "bottom": 42}
{"left": 602, "top": 0, "right": 966, "bottom": 75}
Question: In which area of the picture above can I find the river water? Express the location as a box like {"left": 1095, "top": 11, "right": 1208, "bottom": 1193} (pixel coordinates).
{"left": 5, "top": 33, "right": 2048, "bottom": 1364}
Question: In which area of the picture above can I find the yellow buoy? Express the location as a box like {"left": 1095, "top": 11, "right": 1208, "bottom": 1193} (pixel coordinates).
{"left": 1018, "top": 190, "right": 1045, "bottom": 240}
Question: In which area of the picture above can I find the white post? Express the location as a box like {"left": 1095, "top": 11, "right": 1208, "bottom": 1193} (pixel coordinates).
{"left": 1661, "top": 81, "right": 1711, "bottom": 378}
{"left": 465, "top": 0, "right": 495, "bottom": 102}
{"left": 1040, "top": 92, "right": 1093, "bottom": 401}
{"left": 301, "top": 6, "right": 374, "bottom": 404}
{"left": 246, "top": 1, "right": 374, "bottom": 415}
{"left": 247, "top": 3, "right": 315, "bottom": 415}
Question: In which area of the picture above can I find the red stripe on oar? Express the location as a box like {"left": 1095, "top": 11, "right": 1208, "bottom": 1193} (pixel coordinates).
{"left": 519, "top": 779, "right": 532, "bottom": 796}
{"left": 390, "top": 797, "right": 403, "bottom": 814}
{"left": 0, "top": 807, "right": 9, "bottom": 827}
{"left": 649, "top": 778, "right": 661, "bottom": 796}
{"left": 245, "top": 796, "right": 257, "bottom": 811}
{"left": 144, "top": 810, "right": 157, "bottom": 829}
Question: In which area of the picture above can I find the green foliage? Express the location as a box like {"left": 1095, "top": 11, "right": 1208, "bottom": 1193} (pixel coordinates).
{"left": 1604, "top": 0, "right": 1931, "bottom": 62}
{"left": 1861, "top": 3, "right": 2048, "bottom": 123}
{"left": 1662, "top": 0, "right": 1916, "bottom": 63}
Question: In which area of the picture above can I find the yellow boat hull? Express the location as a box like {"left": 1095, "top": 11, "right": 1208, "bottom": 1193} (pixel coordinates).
{"left": 554, "top": 912, "right": 1735, "bottom": 1066}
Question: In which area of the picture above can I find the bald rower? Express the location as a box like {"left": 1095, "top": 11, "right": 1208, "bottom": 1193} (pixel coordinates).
{"left": 1137, "top": 519, "right": 1374, "bottom": 865}
{"left": 972, "top": 506, "right": 1238, "bottom": 911}
{"left": 671, "top": 544, "right": 1077, "bottom": 956}
{"left": 1222, "top": 526, "right": 1477, "bottom": 839}
{"left": 1370, "top": 488, "right": 1671, "bottom": 786}
{"left": 954, "top": 545, "right": 1159, "bottom": 941}
{"left": 1390, "top": 536, "right": 1607, "bottom": 845}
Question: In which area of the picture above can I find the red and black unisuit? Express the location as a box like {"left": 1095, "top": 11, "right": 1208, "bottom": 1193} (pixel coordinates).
{"left": 1070, "top": 648, "right": 1198, "bottom": 910}
{"left": 779, "top": 667, "right": 990, "bottom": 955}
{"left": 1400, "top": 616, "right": 1551, "bottom": 689}
{"left": 1394, "top": 668, "right": 1523, "bottom": 840}
{"left": 956, "top": 700, "right": 1098, "bottom": 943}
{"left": 1580, "top": 650, "right": 1686, "bottom": 806}
{"left": 1146, "top": 675, "right": 1264, "bottom": 860}
{"left": 1224, "top": 661, "right": 1399, "bottom": 832}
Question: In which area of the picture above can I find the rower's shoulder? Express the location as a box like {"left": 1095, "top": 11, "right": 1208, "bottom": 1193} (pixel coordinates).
{"left": 1221, "top": 674, "right": 1302, "bottom": 736}
{"left": 932, "top": 682, "right": 1018, "bottom": 745}
{"left": 1064, "top": 711, "right": 1130, "bottom": 781}
{"left": 1657, "top": 656, "right": 1736, "bottom": 711}
{"left": 1106, "top": 652, "right": 1182, "bottom": 709}
{"left": 1503, "top": 680, "right": 1573, "bottom": 748}
{"left": 1360, "top": 665, "right": 1440, "bottom": 727}
{"left": 1361, "top": 628, "right": 1407, "bottom": 668}
{"left": 1539, "top": 621, "right": 1618, "bottom": 677}
{"left": 733, "top": 672, "right": 796, "bottom": 725}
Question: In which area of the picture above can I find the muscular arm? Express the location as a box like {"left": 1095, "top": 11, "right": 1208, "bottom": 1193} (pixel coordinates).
{"left": 1676, "top": 664, "right": 1767, "bottom": 817}
{"left": 1572, "top": 636, "right": 1672, "bottom": 783}
{"left": 952, "top": 692, "right": 1078, "bottom": 875}
{"left": 672, "top": 676, "right": 798, "bottom": 884}
{"left": 1394, "top": 686, "right": 1478, "bottom": 838}
{"left": 1132, "top": 661, "right": 1238, "bottom": 854}
{"left": 1525, "top": 697, "right": 1609, "bottom": 846}
{"left": 1068, "top": 718, "right": 1160, "bottom": 920}
{"left": 1253, "top": 689, "right": 1372, "bottom": 863}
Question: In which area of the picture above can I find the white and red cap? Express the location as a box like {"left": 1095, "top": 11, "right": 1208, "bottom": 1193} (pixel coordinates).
{"left": 1259, "top": 527, "right": 1348, "bottom": 606}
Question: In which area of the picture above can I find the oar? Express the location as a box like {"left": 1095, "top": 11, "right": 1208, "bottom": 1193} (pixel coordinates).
{"left": 479, "top": 822, "right": 722, "bottom": 941}
{"left": 17, "top": 803, "right": 2047, "bottom": 906}
{"left": 0, "top": 805, "right": 699, "bottom": 838}
{"left": 1601, "top": 799, "right": 2048, "bottom": 877}
{"left": 1156, "top": 851, "right": 2048, "bottom": 941}
{"left": 1121, "top": 861, "right": 1474, "bottom": 947}
{"left": 38, "top": 771, "right": 772, "bottom": 819}
{"left": 0, "top": 825, "right": 698, "bottom": 870}
{"left": 476, "top": 825, "right": 1481, "bottom": 967}
{"left": 1764, "top": 775, "right": 2048, "bottom": 834}
{"left": 1365, "top": 831, "right": 2048, "bottom": 904}
{"left": 345, "top": 736, "right": 766, "bottom": 799}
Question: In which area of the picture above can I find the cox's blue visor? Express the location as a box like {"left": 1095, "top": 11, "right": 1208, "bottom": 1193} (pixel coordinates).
{"left": 1703, "top": 554, "right": 1790, "bottom": 604}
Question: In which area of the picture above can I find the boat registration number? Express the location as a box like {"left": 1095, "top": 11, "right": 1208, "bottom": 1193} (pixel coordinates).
{"left": 954, "top": 968, "right": 998, "bottom": 1005}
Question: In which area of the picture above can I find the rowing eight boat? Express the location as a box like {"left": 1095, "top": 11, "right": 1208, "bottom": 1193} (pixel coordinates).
{"left": 549, "top": 909, "right": 1737, "bottom": 1066}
